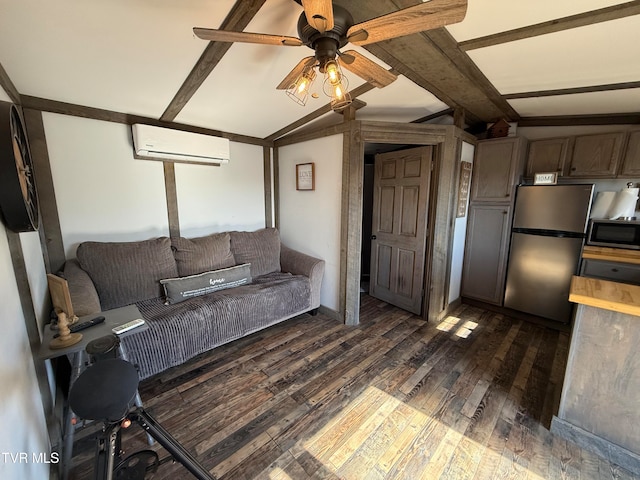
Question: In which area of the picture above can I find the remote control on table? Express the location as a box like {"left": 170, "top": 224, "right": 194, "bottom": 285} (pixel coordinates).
{"left": 112, "top": 318, "right": 145, "bottom": 335}
{"left": 53, "top": 316, "right": 105, "bottom": 338}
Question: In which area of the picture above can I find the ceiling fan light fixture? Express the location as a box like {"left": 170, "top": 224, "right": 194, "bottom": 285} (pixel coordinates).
{"left": 286, "top": 64, "right": 317, "bottom": 106}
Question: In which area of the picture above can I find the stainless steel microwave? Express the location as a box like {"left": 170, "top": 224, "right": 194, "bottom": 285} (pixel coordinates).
{"left": 587, "top": 219, "right": 640, "bottom": 250}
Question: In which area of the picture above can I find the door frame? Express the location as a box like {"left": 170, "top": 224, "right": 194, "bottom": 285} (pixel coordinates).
{"left": 341, "top": 121, "right": 467, "bottom": 326}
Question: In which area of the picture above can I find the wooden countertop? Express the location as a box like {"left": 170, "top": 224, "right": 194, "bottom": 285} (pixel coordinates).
{"left": 569, "top": 275, "right": 640, "bottom": 316}
{"left": 582, "top": 245, "right": 640, "bottom": 265}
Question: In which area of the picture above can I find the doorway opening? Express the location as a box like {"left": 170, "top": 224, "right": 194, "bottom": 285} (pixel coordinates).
{"left": 360, "top": 142, "right": 438, "bottom": 318}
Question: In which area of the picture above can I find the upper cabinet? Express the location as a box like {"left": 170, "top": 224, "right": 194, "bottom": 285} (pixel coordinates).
{"left": 620, "top": 130, "right": 640, "bottom": 177}
{"left": 526, "top": 137, "right": 570, "bottom": 177}
{"left": 525, "top": 131, "right": 640, "bottom": 179}
{"left": 568, "top": 132, "right": 625, "bottom": 178}
{"left": 470, "top": 137, "right": 527, "bottom": 202}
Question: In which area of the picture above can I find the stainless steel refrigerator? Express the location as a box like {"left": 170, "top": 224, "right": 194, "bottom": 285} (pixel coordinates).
{"left": 504, "top": 184, "right": 594, "bottom": 323}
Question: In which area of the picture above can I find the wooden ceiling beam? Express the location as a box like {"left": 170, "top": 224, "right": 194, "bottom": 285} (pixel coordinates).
{"left": 159, "top": 0, "right": 268, "bottom": 122}
{"left": 518, "top": 113, "right": 640, "bottom": 127}
{"left": 460, "top": 0, "right": 640, "bottom": 51}
{"left": 424, "top": 28, "right": 520, "bottom": 120}
{"left": 0, "top": 61, "right": 21, "bottom": 105}
{"left": 21, "top": 95, "right": 271, "bottom": 146}
{"left": 504, "top": 81, "right": 640, "bottom": 100}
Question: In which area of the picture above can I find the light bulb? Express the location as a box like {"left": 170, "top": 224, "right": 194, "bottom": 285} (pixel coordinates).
{"left": 325, "top": 61, "right": 340, "bottom": 84}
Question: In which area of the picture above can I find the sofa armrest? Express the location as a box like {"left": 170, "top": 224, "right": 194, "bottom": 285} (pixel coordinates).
{"left": 62, "top": 259, "right": 102, "bottom": 316}
{"left": 280, "top": 245, "right": 325, "bottom": 309}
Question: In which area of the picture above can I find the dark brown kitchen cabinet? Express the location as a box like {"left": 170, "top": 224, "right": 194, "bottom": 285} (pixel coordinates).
{"left": 463, "top": 136, "right": 526, "bottom": 305}
{"left": 470, "top": 137, "right": 527, "bottom": 202}
{"left": 526, "top": 137, "right": 570, "bottom": 177}
{"left": 620, "top": 130, "right": 640, "bottom": 177}
{"left": 568, "top": 132, "right": 625, "bottom": 178}
{"left": 462, "top": 204, "right": 512, "bottom": 305}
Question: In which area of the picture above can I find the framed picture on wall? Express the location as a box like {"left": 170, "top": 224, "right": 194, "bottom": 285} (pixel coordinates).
{"left": 296, "top": 162, "right": 315, "bottom": 191}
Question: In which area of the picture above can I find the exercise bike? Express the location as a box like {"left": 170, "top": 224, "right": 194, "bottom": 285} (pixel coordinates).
{"left": 69, "top": 356, "right": 214, "bottom": 480}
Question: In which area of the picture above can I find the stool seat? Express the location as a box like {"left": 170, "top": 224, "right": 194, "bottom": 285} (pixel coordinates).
{"left": 69, "top": 358, "right": 139, "bottom": 421}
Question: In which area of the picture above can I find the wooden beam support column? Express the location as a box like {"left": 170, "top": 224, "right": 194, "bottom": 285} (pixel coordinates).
{"left": 22, "top": 108, "right": 66, "bottom": 273}
{"left": 340, "top": 121, "right": 364, "bottom": 326}
{"left": 163, "top": 162, "right": 180, "bottom": 238}
{"left": 263, "top": 146, "right": 273, "bottom": 228}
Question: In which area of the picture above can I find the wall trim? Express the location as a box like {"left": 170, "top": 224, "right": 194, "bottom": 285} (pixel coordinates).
{"left": 551, "top": 416, "right": 640, "bottom": 477}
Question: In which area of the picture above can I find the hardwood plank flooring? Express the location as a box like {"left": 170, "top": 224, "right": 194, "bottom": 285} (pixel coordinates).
{"left": 68, "top": 296, "right": 637, "bottom": 479}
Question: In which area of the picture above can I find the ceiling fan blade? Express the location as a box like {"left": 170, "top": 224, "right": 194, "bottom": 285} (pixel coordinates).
{"left": 301, "top": 0, "right": 334, "bottom": 33}
{"left": 346, "top": 0, "right": 467, "bottom": 46}
{"left": 276, "top": 56, "right": 317, "bottom": 90}
{"left": 193, "top": 28, "right": 303, "bottom": 46}
{"left": 338, "top": 51, "right": 397, "bottom": 88}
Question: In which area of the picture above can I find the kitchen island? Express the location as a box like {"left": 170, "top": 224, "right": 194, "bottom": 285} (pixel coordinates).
{"left": 551, "top": 275, "right": 640, "bottom": 476}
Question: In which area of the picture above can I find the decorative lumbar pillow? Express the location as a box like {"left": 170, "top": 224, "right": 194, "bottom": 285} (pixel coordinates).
{"left": 229, "top": 228, "right": 281, "bottom": 277}
{"left": 171, "top": 232, "right": 235, "bottom": 277}
{"left": 160, "top": 263, "right": 252, "bottom": 304}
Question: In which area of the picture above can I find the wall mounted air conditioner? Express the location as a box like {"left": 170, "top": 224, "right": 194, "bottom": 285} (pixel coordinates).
{"left": 132, "top": 124, "right": 230, "bottom": 165}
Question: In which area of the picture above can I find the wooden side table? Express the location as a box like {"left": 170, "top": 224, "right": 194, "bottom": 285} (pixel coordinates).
{"left": 38, "top": 304, "right": 149, "bottom": 480}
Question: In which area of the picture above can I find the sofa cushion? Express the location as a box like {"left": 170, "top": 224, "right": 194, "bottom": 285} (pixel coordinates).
{"left": 229, "top": 228, "right": 280, "bottom": 277}
{"left": 171, "top": 232, "right": 235, "bottom": 277}
{"left": 77, "top": 237, "right": 178, "bottom": 310}
{"left": 160, "top": 263, "right": 252, "bottom": 304}
{"left": 122, "top": 272, "right": 311, "bottom": 379}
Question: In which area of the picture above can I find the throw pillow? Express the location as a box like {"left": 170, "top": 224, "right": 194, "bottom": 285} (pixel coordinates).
{"left": 77, "top": 237, "right": 178, "bottom": 310}
{"left": 62, "top": 259, "right": 102, "bottom": 316}
{"left": 171, "top": 232, "right": 235, "bottom": 277}
{"left": 160, "top": 263, "right": 252, "bottom": 304}
{"left": 229, "top": 228, "right": 281, "bottom": 277}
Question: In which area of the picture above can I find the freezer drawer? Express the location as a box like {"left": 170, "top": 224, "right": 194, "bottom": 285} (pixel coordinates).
{"left": 504, "top": 232, "right": 583, "bottom": 322}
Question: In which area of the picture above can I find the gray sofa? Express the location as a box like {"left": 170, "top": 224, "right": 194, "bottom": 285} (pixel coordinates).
{"left": 62, "top": 228, "right": 324, "bottom": 379}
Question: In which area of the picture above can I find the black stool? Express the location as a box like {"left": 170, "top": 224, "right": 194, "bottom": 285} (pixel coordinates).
{"left": 69, "top": 358, "right": 214, "bottom": 480}
{"left": 86, "top": 334, "right": 121, "bottom": 363}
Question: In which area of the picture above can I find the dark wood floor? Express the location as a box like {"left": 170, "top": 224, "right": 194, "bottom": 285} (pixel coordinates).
{"left": 69, "top": 295, "right": 637, "bottom": 479}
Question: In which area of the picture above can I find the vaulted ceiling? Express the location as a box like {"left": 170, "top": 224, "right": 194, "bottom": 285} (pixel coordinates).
{"left": 0, "top": 0, "right": 638, "bottom": 142}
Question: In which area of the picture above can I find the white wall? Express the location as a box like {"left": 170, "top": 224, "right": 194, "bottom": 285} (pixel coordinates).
{"left": 278, "top": 136, "right": 343, "bottom": 312}
{"left": 42, "top": 113, "right": 267, "bottom": 256}
{"left": 448, "top": 141, "right": 475, "bottom": 304}
{"left": 0, "top": 225, "right": 50, "bottom": 480}
{"left": 175, "top": 142, "right": 265, "bottom": 237}
{"left": 43, "top": 114, "right": 169, "bottom": 257}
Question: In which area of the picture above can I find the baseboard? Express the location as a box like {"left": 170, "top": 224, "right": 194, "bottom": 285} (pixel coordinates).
{"left": 551, "top": 416, "right": 640, "bottom": 476}
{"left": 318, "top": 305, "right": 341, "bottom": 322}
{"left": 462, "top": 297, "right": 571, "bottom": 332}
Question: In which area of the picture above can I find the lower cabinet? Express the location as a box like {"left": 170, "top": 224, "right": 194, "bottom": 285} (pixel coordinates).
{"left": 462, "top": 203, "right": 512, "bottom": 305}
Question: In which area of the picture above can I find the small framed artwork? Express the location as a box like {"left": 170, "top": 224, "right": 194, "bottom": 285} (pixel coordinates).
{"left": 533, "top": 172, "right": 558, "bottom": 185}
{"left": 296, "top": 162, "right": 315, "bottom": 191}
{"left": 456, "top": 161, "right": 472, "bottom": 218}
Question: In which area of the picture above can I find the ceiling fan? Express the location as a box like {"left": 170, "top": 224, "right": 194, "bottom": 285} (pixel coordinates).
{"left": 194, "top": 0, "right": 467, "bottom": 110}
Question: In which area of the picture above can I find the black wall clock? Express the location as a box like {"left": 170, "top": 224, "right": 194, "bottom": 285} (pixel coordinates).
{"left": 0, "top": 103, "right": 39, "bottom": 232}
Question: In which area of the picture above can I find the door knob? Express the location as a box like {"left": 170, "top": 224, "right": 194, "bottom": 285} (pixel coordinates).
{"left": 371, "top": 235, "right": 377, "bottom": 240}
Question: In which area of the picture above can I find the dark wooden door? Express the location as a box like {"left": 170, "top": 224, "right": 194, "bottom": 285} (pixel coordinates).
{"left": 369, "top": 146, "right": 432, "bottom": 315}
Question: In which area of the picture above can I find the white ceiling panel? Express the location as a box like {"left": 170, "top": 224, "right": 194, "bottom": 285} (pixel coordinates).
{"left": 467, "top": 17, "right": 640, "bottom": 94}
{"left": 447, "top": 0, "right": 630, "bottom": 41}
{"left": 356, "top": 77, "right": 449, "bottom": 123}
{"left": 0, "top": 0, "right": 235, "bottom": 116}
{"left": 509, "top": 88, "right": 640, "bottom": 117}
